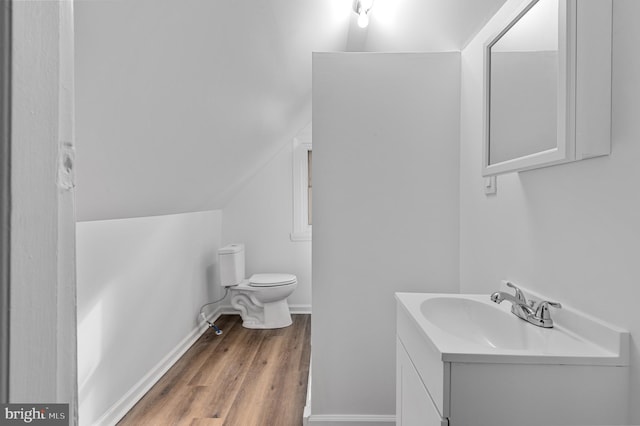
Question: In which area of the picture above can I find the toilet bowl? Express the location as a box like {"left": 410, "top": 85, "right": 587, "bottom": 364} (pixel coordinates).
{"left": 230, "top": 274, "right": 297, "bottom": 329}
{"left": 218, "top": 244, "right": 296, "bottom": 329}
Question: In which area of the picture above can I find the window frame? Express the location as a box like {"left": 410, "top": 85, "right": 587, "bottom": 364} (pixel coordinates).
{"left": 291, "top": 137, "right": 312, "bottom": 242}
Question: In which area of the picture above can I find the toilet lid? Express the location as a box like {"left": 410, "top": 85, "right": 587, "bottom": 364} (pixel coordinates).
{"left": 249, "top": 273, "right": 297, "bottom": 287}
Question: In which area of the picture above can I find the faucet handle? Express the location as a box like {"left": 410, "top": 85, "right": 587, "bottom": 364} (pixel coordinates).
{"left": 534, "top": 301, "right": 562, "bottom": 321}
{"left": 505, "top": 282, "right": 527, "bottom": 303}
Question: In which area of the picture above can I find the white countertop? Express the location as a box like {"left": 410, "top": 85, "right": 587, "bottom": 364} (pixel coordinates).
{"left": 396, "top": 292, "right": 629, "bottom": 366}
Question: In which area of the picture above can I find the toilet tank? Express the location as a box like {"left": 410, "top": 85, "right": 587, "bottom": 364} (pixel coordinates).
{"left": 218, "top": 244, "right": 245, "bottom": 287}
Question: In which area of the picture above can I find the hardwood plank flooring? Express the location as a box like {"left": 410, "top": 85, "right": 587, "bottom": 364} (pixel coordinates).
{"left": 118, "top": 314, "right": 311, "bottom": 426}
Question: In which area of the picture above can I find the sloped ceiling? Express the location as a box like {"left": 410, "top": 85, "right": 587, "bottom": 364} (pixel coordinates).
{"left": 363, "top": 0, "right": 507, "bottom": 51}
{"left": 74, "top": 0, "right": 506, "bottom": 221}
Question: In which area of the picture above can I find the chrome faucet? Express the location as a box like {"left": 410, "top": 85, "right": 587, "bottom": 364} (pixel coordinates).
{"left": 491, "top": 282, "right": 562, "bottom": 328}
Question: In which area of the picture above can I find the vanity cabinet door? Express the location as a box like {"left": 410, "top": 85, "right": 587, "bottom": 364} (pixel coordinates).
{"left": 397, "top": 338, "right": 448, "bottom": 426}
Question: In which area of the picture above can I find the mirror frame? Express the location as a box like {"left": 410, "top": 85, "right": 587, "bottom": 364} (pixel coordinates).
{"left": 482, "top": 0, "right": 612, "bottom": 176}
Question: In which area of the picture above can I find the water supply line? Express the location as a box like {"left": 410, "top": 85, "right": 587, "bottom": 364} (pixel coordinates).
{"left": 198, "top": 288, "right": 229, "bottom": 336}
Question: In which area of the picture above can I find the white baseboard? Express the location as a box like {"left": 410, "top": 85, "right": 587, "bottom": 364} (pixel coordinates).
{"left": 303, "top": 360, "right": 312, "bottom": 426}
{"left": 307, "top": 414, "right": 396, "bottom": 425}
{"left": 217, "top": 304, "right": 238, "bottom": 315}
{"left": 92, "top": 308, "right": 224, "bottom": 426}
{"left": 289, "top": 304, "right": 312, "bottom": 314}
{"left": 218, "top": 303, "right": 311, "bottom": 315}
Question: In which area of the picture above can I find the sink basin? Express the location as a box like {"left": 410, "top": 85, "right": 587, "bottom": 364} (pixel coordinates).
{"left": 396, "top": 292, "right": 629, "bottom": 365}
{"left": 420, "top": 297, "right": 537, "bottom": 350}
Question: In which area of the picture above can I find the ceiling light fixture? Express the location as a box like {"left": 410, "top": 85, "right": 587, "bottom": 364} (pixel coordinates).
{"left": 354, "top": 0, "right": 374, "bottom": 28}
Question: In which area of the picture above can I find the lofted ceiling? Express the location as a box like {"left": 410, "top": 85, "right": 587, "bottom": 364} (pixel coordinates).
{"left": 74, "top": 0, "right": 507, "bottom": 221}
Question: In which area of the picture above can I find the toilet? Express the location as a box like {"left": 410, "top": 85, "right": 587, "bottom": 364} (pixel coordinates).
{"left": 218, "top": 243, "right": 297, "bottom": 329}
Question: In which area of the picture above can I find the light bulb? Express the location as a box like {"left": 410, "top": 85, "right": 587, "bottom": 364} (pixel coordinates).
{"left": 357, "top": 10, "right": 369, "bottom": 28}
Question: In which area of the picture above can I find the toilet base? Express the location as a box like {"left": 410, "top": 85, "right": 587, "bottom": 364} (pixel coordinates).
{"left": 230, "top": 290, "right": 293, "bottom": 329}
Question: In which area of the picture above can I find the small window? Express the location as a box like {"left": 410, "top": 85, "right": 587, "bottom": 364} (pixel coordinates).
{"left": 291, "top": 136, "right": 312, "bottom": 241}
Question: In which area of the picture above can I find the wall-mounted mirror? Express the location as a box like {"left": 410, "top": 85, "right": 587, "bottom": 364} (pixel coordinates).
{"left": 482, "top": 0, "right": 612, "bottom": 176}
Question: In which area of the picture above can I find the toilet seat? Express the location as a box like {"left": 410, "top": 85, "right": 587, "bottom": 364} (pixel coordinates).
{"left": 249, "top": 273, "right": 297, "bottom": 287}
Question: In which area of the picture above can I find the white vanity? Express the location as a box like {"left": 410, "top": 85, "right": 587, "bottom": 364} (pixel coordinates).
{"left": 395, "top": 289, "right": 629, "bottom": 426}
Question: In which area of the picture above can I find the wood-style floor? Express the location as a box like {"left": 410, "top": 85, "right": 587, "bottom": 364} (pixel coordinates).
{"left": 118, "top": 314, "right": 311, "bottom": 426}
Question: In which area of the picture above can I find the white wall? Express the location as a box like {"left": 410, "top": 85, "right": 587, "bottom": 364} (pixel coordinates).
{"left": 460, "top": 0, "right": 640, "bottom": 422}
{"left": 311, "top": 52, "right": 460, "bottom": 421}
{"left": 222, "top": 138, "right": 312, "bottom": 309}
{"left": 76, "top": 210, "right": 223, "bottom": 426}
{"left": 73, "top": 0, "right": 350, "bottom": 222}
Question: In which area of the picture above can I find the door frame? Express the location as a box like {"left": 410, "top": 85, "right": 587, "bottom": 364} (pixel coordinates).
{"left": 0, "top": 0, "right": 11, "bottom": 403}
